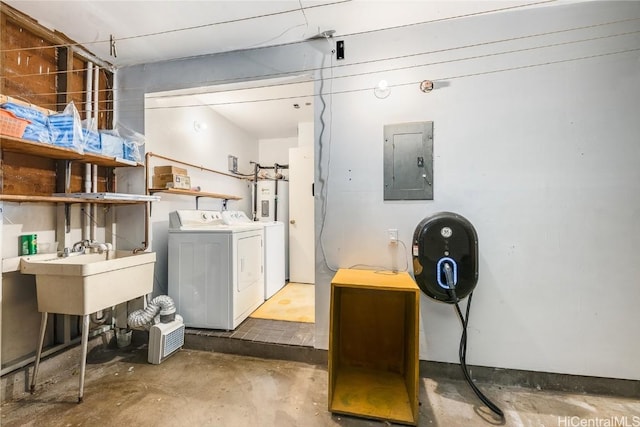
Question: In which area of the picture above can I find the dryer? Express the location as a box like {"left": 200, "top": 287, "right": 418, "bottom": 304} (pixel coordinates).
{"left": 168, "top": 210, "right": 264, "bottom": 330}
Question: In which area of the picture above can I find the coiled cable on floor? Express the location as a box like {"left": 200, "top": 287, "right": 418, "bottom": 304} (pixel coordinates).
{"left": 442, "top": 263, "right": 504, "bottom": 421}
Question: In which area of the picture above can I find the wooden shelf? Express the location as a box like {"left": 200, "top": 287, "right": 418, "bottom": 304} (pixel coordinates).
{"left": 0, "top": 135, "right": 142, "bottom": 167}
{"left": 0, "top": 194, "right": 150, "bottom": 204}
{"left": 148, "top": 188, "right": 241, "bottom": 200}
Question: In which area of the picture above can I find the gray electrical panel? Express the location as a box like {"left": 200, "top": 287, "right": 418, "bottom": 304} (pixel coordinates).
{"left": 383, "top": 121, "right": 433, "bottom": 200}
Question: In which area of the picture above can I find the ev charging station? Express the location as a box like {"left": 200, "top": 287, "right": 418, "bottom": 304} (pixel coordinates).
{"left": 413, "top": 212, "right": 504, "bottom": 421}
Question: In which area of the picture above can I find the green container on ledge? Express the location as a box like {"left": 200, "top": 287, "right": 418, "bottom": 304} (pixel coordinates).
{"left": 20, "top": 234, "right": 37, "bottom": 255}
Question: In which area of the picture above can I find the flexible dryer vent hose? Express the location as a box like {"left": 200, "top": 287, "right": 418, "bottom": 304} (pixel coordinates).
{"left": 127, "top": 295, "right": 177, "bottom": 329}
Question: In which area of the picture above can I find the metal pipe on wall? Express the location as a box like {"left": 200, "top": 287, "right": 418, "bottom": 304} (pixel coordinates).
{"left": 135, "top": 152, "right": 251, "bottom": 253}
{"left": 251, "top": 161, "right": 259, "bottom": 221}
{"left": 250, "top": 162, "right": 289, "bottom": 221}
{"left": 146, "top": 152, "right": 247, "bottom": 180}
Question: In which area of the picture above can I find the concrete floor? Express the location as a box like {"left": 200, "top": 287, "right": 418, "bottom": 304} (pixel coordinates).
{"left": 2, "top": 342, "right": 639, "bottom": 427}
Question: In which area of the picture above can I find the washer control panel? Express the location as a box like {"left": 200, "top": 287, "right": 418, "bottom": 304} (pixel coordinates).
{"left": 222, "top": 210, "right": 252, "bottom": 225}
{"left": 170, "top": 210, "right": 223, "bottom": 229}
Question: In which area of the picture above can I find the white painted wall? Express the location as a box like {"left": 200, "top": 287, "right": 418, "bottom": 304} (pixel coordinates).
{"left": 258, "top": 136, "right": 297, "bottom": 178}
{"left": 314, "top": 1, "right": 640, "bottom": 381}
{"left": 117, "top": 1, "right": 640, "bottom": 380}
{"left": 298, "top": 122, "right": 313, "bottom": 147}
{"left": 1, "top": 205, "right": 57, "bottom": 364}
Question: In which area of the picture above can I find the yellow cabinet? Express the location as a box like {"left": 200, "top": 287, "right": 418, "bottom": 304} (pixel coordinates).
{"left": 328, "top": 269, "right": 420, "bottom": 425}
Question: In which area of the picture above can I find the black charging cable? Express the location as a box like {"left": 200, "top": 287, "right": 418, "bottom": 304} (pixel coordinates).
{"left": 443, "top": 263, "right": 505, "bottom": 421}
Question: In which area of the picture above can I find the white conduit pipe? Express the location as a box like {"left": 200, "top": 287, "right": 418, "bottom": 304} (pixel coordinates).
{"left": 127, "top": 295, "right": 177, "bottom": 329}
{"left": 83, "top": 163, "right": 92, "bottom": 240}
{"left": 83, "top": 62, "right": 93, "bottom": 240}
{"left": 91, "top": 65, "right": 100, "bottom": 242}
{"left": 90, "top": 164, "right": 98, "bottom": 241}
{"left": 93, "top": 63, "right": 99, "bottom": 121}
{"left": 86, "top": 62, "right": 93, "bottom": 117}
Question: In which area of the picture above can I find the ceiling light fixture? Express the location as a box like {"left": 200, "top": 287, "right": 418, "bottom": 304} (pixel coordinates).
{"left": 374, "top": 80, "right": 391, "bottom": 99}
{"left": 193, "top": 120, "right": 207, "bottom": 132}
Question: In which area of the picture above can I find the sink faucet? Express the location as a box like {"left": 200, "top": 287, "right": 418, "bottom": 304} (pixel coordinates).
{"left": 71, "top": 240, "right": 90, "bottom": 253}
{"left": 70, "top": 240, "right": 113, "bottom": 255}
{"left": 87, "top": 241, "right": 112, "bottom": 253}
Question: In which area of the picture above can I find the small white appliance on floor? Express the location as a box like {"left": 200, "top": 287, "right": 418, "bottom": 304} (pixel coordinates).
{"left": 222, "top": 210, "right": 286, "bottom": 300}
{"left": 148, "top": 317, "right": 185, "bottom": 364}
{"left": 168, "top": 210, "right": 264, "bottom": 330}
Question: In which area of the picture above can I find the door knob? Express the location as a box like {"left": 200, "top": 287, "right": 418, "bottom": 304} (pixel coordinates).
{"left": 290, "top": 219, "right": 296, "bottom": 224}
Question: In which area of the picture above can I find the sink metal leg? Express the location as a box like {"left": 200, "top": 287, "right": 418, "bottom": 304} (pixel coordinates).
{"left": 77, "top": 314, "right": 90, "bottom": 403}
{"left": 30, "top": 312, "right": 48, "bottom": 394}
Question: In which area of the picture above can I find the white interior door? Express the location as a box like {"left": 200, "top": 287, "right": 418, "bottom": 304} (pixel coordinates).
{"left": 288, "top": 145, "right": 315, "bottom": 284}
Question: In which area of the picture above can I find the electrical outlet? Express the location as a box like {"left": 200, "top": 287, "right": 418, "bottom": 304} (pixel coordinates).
{"left": 388, "top": 228, "right": 398, "bottom": 244}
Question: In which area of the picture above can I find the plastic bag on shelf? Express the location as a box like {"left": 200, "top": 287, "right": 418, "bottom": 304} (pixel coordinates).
{"left": 81, "top": 117, "right": 101, "bottom": 154}
{"left": 22, "top": 123, "right": 51, "bottom": 143}
{"left": 99, "top": 130, "right": 124, "bottom": 158}
{"left": 48, "top": 101, "right": 84, "bottom": 152}
{"left": 101, "top": 123, "right": 145, "bottom": 162}
{"left": 123, "top": 139, "right": 141, "bottom": 162}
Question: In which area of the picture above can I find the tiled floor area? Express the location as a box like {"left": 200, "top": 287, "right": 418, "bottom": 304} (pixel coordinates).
{"left": 187, "top": 317, "right": 315, "bottom": 347}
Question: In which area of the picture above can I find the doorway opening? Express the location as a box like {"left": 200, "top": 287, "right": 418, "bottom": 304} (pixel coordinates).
{"left": 144, "top": 75, "right": 316, "bottom": 345}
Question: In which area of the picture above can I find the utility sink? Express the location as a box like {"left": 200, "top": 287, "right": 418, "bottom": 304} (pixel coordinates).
{"left": 21, "top": 251, "right": 156, "bottom": 315}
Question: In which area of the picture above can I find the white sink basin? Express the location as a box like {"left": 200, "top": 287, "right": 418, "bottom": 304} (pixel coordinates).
{"left": 21, "top": 251, "right": 156, "bottom": 315}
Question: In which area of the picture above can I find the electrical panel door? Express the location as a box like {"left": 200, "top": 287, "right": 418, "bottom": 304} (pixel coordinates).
{"left": 383, "top": 122, "right": 433, "bottom": 200}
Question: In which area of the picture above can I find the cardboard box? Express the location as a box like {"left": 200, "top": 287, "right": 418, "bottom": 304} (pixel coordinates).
{"left": 154, "top": 165, "right": 187, "bottom": 176}
{"left": 153, "top": 173, "right": 191, "bottom": 190}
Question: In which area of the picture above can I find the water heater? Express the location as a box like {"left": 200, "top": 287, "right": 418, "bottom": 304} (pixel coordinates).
{"left": 255, "top": 179, "right": 289, "bottom": 223}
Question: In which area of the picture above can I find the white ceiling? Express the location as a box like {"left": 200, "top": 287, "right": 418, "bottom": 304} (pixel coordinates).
{"left": 146, "top": 76, "right": 315, "bottom": 139}
{"left": 3, "top": 1, "right": 546, "bottom": 67}
{"left": 3, "top": 0, "right": 565, "bottom": 139}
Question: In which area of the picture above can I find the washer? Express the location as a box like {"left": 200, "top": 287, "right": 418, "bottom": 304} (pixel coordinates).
{"left": 168, "top": 210, "right": 264, "bottom": 330}
{"left": 222, "top": 211, "right": 285, "bottom": 300}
